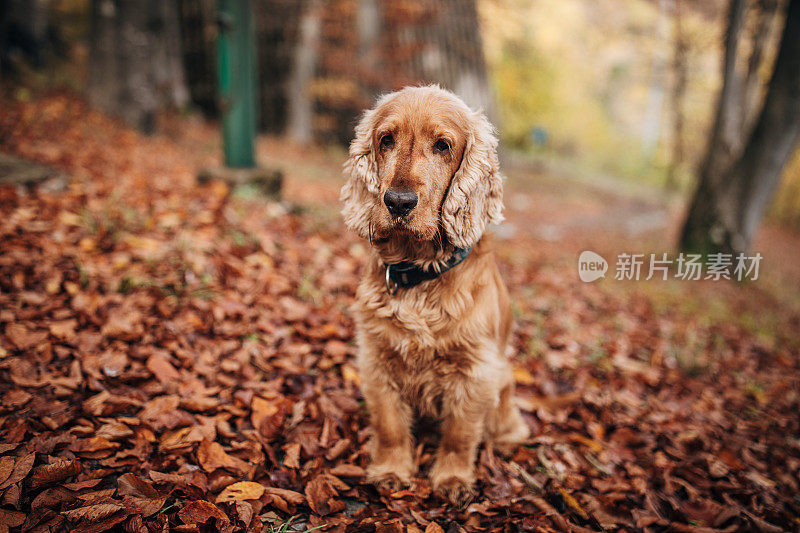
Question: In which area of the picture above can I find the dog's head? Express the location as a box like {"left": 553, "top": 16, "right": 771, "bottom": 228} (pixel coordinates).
{"left": 340, "top": 85, "right": 503, "bottom": 250}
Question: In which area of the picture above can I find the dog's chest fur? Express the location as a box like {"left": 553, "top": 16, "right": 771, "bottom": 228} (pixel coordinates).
{"left": 353, "top": 250, "right": 508, "bottom": 416}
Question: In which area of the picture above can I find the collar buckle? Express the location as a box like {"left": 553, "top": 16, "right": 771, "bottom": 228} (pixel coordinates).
{"left": 383, "top": 245, "right": 473, "bottom": 295}
{"left": 385, "top": 265, "right": 399, "bottom": 295}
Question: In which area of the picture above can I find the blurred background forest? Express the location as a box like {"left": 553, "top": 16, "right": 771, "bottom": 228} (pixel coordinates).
{"left": 2, "top": 1, "right": 800, "bottom": 531}
{"left": 2, "top": 0, "right": 799, "bottom": 230}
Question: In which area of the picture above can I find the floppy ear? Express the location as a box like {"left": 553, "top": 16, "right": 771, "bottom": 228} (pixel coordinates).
{"left": 441, "top": 110, "right": 504, "bottom": 249}
{"left": 340, "top": 105, "right": 382, "bottom": 240}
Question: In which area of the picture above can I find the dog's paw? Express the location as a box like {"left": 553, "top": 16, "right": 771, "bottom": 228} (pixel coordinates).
{"left": 368, "top": 472, "right": 411, "bottom": 493}
{"left": 432, "top": 475, "right": 475, "bottom": 507}
{"left": 367, "top": 463, "right": 414, "bottom": 493}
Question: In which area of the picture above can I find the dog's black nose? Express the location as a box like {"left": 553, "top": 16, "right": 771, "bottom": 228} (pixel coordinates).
{"left": 384, "top": 189, "right": 418, "bottom": 218}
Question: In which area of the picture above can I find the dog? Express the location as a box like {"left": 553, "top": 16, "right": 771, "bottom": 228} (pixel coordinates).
{"left": 340, "top": 85, "right": 529, "bottom": 504}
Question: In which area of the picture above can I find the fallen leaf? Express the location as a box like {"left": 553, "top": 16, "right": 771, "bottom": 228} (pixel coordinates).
{"left": 1, "top": 389, "right": 32, "bottom": 408}
{"left": 122, "top": 496, "right": 166, "bottom": 517}
{"left": 513, "top": 366, "right": 536, "bottom": 385}
{"left": 304, "top": 475, "right": 345, "bottom": 516}
{"left": 235, "top": 500, "right": 254, "bottom": 528}
{"left": 425, "top": 523, "right": 444, "bottom": 533}
{"left": 329, "top": 464, "right": 365, "bottom": 478}
{"left": 283, "top": 442, "right": 301, "bottom": 469}
{"left": 0, "top": 457, "right": 15, "bottom": 487}
{"left": 178, "top": 500, "right": 229, "bottom": 525}
{"left": 196, "top": 439, "right": 248, "bottom": 474}
{"left": 557, "top": 488, "right": 588, "bottom": 520}
{"left": 375, "top": 519, "right": 404, "bottom": 533}
{"left": 215, "top": 481, "right": 266, "bottom": 503}
{"left": 63, "top": 478, "right": 103, "bottom": 491}
{"left": 62, "top": 501, "right": 124, "bottom": 521}
{"left": 49, "top": 319, "right": 78, "bottom": 340}
{"left": 251, "top": 396, "right": 279, "bottom": 430}
{"left": 263, "top": 487, "right": 305, "bottom": 505}
{"left": 30, "top": 457, "right": 81, "bottom": 488}
{"left": 100, "top": 307, "right": 143, "bottom": 340}
{"left": 341, "top": 364, "right": 361, "bottom": 386}
{"left": 0, "top": 453, "right": 34, "bottom": 490}
{"left": 69, "top": 510, "right": 128, "bottom": 533}
{"left": 95, "top": 421, "right": 134, "bottom": 440}
{"left": 0, "top": 509, "right": 25, "bottom": 529}
{"left": 70, "top": 437, "right": 118, "bottom": 454}
{"left": 5, "top": 324, "right": 48, "bottom": 350}
{"left": 146, "top": 352, "right": 180, "bottom": 384}
{"left": 117, "top": 473, "right": 159, "bottom": 499}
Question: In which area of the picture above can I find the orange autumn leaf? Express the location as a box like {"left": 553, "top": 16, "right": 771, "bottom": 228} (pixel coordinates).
{"left": 29, "top": 458, "right": 81, "bottom": 489}
{"left": 62, "top": 501, "right": 124, "bottom": 522}
{"left": 512, "top": 366, "right": 536, "bottom": 385}
{"left": 0, "top": 453, "right": 34, "bottom": 490}
{"left": 177, "top": 500, "right": 228, "bottom": 525}
{"left": 146, "top": 352, "right": 181, "bottom": 384}
{"left": 215, "top": 481, "right": 266, "bottom": 503}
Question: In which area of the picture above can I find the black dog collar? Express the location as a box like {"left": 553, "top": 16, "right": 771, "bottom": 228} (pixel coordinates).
{"left": 384, "top": 246, "right": 473, "bottom": 294}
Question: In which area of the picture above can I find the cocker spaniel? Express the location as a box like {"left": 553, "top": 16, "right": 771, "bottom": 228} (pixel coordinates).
{"left": 340, "top": 85, "right": 529, "bottom": 504}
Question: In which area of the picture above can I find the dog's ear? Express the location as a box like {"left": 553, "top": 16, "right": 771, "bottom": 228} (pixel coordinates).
{"left": 441, "top": 110, "right": 504, "bottom": 249}
{"left": 340, "top": 105, "right": 383, "bottom": 240}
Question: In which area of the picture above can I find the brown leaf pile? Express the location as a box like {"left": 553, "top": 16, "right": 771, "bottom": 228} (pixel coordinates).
{"left": 0, "top": 93, "right": 798, "bottom": 532}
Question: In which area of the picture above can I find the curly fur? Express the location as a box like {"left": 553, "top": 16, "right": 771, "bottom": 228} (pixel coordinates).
{"left": 440, "top": 109, "right": 504, "bottom": 249}
{"left": 340, "top": 86, "right": 529, "bottom": 505}
{"left": 341, "top": 86, "right": 504, "bottom": 249}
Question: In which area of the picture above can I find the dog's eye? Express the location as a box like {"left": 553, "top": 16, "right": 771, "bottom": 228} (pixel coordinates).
{"left": 433, "top": 139, "right": 450, "bottom": 154}
{"left": 379, "top": 134, "right": 394, "bottom": 150}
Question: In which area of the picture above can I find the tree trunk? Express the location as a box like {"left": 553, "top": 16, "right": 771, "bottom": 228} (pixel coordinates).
{"left": 116, "top": 0, "right": 158, "bottom": 132}
{"left": 680, "top": 0, "right": 800, "bottom": 255}
{"left": 87, "top": 0, "right": 121, "bottom": 115}
{"left": 641, "top": 0, "right": 674, "bottom": 157}
{"left": 389, "top": 0, "right": 495, "bottom": 121}
{"left": 430, "top": 0, "right": 495, "bottom": 120}
{"left": 256, "top": 0, "right": 304, "bottom": 133}
{"left": 678, "top": 0, "right": 746, "bottom": 253}
{"left": 707, "top": 0, "right": 747, "bottom": 180}
{"left": 666, "top": 0, "right": 688, "bottom": 190}
{"left": 0, "top": 0, "right": 49, "bottom": 70}
{"left": 87, "top": 0, "right": 188, "bottom": 133}
{"left": 286, "top": 0, "right": 321, "bottom": 144}
{"left": 741, "top": 0, "right": 781, "bottom": 133}
{"left": 152, "top": 0, "right": 189, "bottom": 109}
{"left": 357, "top": 0, "right": 381, "bottom": 99}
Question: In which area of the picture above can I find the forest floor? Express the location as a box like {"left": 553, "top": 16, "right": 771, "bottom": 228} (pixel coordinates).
{"left": 0, "top": 92, "right": 799, "bottom": 532}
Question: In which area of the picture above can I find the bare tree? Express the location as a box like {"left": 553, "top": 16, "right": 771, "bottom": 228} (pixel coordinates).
{"left": 680, "top": 0, "right": 800, "bottom": 255}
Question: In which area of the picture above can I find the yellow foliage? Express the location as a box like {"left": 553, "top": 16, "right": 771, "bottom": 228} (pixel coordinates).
{"left": 479, "top": 0, "right": 725, "bottom": 184}
{"left": 770, "top": 147, "right": 800, "bottom": 228}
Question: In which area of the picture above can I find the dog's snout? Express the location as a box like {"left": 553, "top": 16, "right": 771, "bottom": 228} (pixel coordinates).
{"left": 384, "top": 189, "right": 418, "bottom": 218}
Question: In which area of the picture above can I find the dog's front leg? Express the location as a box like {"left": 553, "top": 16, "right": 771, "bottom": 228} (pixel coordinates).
{"left": 430, "top": 384, "right": 489, "bottom": 505}
{"left": 362, "top": 377, "right": 416, "bottom": 491}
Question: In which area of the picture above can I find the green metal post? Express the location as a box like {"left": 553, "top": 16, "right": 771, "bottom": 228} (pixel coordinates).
{"left": 217, "top": 0, "right": 257, "bottom": 168}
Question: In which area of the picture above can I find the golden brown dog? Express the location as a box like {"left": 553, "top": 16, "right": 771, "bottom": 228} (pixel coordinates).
{"left": 340, "top": 85, "right": 529, "bottom": 504}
